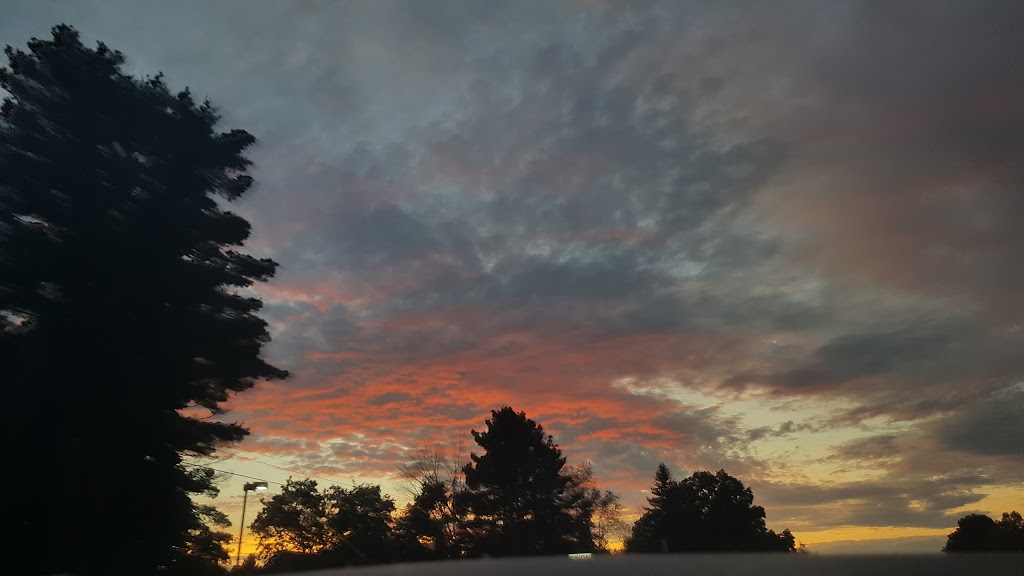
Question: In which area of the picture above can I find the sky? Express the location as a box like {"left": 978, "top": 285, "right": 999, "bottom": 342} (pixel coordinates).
{"left": 4, "top": 0, "right": 1022, "bottom": 556}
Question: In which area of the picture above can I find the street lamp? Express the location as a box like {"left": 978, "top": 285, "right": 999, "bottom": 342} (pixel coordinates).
{"left": 236, "top": 481, "right": 268, "bottom": 566}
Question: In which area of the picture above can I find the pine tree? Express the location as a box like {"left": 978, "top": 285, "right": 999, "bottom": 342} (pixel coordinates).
{"left": 457, "top": 407, "right": 582, "bottom": 556}
{"left": 1, "top": 25, "right": 286, "bottom": 574}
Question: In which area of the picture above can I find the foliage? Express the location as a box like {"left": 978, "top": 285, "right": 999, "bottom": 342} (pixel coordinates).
{"left": 251, "top": 478, "right": 402, "bottom": 568}
{"left": 456, "top": 406, "right": 608, "bottom": 556}
{"left": 324, "top": 483, "right": 398, "bottom": 564}
{"left": 394, "top": 443, "right": 471, "bottom": 559}
{"left": 230, "top": 555, "right": 261, "bottom": 574}
{"left": 0, "top": 24, "right": 285, "bottom": 574}
{"left": 250, "top": 479, "right": 334, "bottom": 558}
{"left": 564, "top": 463, "right": 629, "bottom": 552}
{"left": 167, "top": 504, "right": 234, "bottom": 575}
{"left": 943, "top": 511, "right": 1024, "bottom": 552}
{"left": 625, "top": 465, "right": 796, "bottom": 553}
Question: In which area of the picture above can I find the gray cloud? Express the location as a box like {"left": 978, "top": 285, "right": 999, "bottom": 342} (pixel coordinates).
{"left": 727, "top": 317, "right": 1024, "bottom": 426}
{"left": 747, "top": 420, "right": 813, "bottom": 442}
{"left": 935, "top": 384, "right": 1024, "bottom": 458}
{"left": 760, "top": 475, "right": 990, "bottom": 530}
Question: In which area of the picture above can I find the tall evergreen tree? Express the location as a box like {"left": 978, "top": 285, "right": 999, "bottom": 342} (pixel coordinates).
{"left": 457, "top": 406, "right": 591, "bottom": 556}
{"left": 0, "top": 25, "right": 286, "bottom": 575}
{"left": 627, "top": 462, "right": 680, "bottom": 551}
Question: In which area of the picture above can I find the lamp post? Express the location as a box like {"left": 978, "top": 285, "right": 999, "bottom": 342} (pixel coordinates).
{"left": 236, "top": 481, "right": 268, "bottom": 566}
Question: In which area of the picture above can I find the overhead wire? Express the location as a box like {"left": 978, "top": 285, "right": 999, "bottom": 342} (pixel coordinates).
{"left": 187, "top": 393, "right": 414, "bottom": 492}
{"left": 181, "top": 462, "right": 282, "bottom": 486}
{"left": 215, "top": 447, "right": 360, "bottom": 489}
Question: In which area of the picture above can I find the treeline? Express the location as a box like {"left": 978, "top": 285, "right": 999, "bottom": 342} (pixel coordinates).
{"left": 235, "top": 407, "right": 797, "bottom": 573}
{"left": 944, "top": 512, "right": 1024, "bottom": 552}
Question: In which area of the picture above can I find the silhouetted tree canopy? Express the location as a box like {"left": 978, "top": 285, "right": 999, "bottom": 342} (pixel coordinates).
{"left": 394, "top": 443, "right": 471, "bottom": 560}
{"left": 0, "top": 25, "right": 285, "bottom": 575}
{"left": 324, "top": 484, "right": 398, "bottom": 564}
{"left": 626, "top": 465, "right": 796, "bottom": 553}
{"left": 251, "top": 479, "right": 334, "bottom": 558}
{"left": 252, "top": 479, "right": 401, "bottom": 569}
{"left": 944, "top": 511, "right": 1024, "bottom": 552}
{"left": 456, "top": 406, "right": 605, "bottom": 556}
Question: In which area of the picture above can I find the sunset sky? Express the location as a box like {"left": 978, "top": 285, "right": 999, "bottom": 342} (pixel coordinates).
{"left": 5, "top": 0, "right": 1022, "bottom": 555}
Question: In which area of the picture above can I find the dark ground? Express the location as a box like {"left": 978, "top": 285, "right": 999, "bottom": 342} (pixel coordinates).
{"left": 289, "top": 554, "right": 1023, "bottom": 576}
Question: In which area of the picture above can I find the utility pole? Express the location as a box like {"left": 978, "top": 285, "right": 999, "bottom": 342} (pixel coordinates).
{"left": 236, "top": 481, "right": 268, "bottom": 566}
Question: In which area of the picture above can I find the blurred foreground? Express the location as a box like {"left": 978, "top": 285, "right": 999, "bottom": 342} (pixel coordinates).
{"left": 267, "top": 554, "right": 1022, "bottom": 576}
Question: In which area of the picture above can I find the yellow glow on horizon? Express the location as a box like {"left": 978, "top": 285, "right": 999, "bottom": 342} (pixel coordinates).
{"left": 796, "top": 526, "right": 949, "bottom": 545}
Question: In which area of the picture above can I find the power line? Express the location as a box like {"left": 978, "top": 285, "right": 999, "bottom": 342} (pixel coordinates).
{"left": 228, "top": 444, "right": 315, "bottom": 470}
{"left": 215, "top": 448, "right": 359, "bottom": 489}
{"left": 181, "top": 463, "right": 282, "bottom": 486}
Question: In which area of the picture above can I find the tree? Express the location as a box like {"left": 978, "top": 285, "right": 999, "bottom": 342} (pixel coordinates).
{"left": 944, "top": 511, "right": 1024, "bottom": 552}
{"left": 394, "top": 443, "right": 470, "bottom": 559}
{"left": 169, "top": 504, "right": 233, "bottom": 576}
{"left": 252, "top": 479, "right": 402, "bottom": 569}
{"left": 324, "top": 483, "right": 398, "bottom": 564}
{"left": 250, "top": 479, "right": 334, "bottom": 559}
{"left": 563, "top": 463, "right": 628, "bottom": 553}
{"left": 0, "top": 25, "right": 287, "bottom": 574}
{"left": 456, "top": 406, "right": 601, "bottom": 556}
{"left": 625, "top": 465, "right": 796, "bottom": 553}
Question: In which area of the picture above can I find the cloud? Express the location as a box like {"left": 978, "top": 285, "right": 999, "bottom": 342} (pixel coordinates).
{"left": 216, "top": 0, "right": 1024, "bottom": 530}
{"left": 747, "top": 420, "right": 813, "bottom": 442}
{"left": 368, "top": 391, "right": 415, "bottom": 406}
{"left": 726, "top": 317, "right": 1024, "bottom": 425}
{"left": 935, "top": 384, "right": 1024, "bottom": 458}
{"left": 6, "top": 0, "right": 1024, "bottom": 543}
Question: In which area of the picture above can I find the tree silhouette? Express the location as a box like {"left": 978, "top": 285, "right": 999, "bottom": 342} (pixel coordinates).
{"left": 563, "top": 462, "right": 628, "bottom": 552}
{"left": 0, "top": 25, "right": 286, "bottom": 574}
{"left": 944, "top": 511, "right": 1024, "bottom": 552}
{"left": 251, "top": 479, "right": 334, "bottom": 558}
{"left": 395, "top": 480, "right": 450, "bottom": 560}
{"left": 626, "top": 465, "right": 795, "bottom": 552}
{"left": 252, "top": 479, "right": 401, "bottom": 569}
{"left": 173, "top": 504, "right": 234, "bottom": 576}
{"left": 456, "top": 406, "right": 600, "bottom": 556}
{"left": 394, "top": 443, "right": 470, "bottom": 559}
{"left": 323, "top": 483, "right": 398, "bottom": 564}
